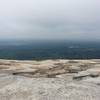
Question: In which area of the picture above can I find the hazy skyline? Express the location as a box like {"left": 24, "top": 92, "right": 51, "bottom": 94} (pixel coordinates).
{"left": 0, "top": 0, "right": 100, "bottom": 41}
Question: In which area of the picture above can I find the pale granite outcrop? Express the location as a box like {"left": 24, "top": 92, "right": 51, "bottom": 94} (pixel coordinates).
{"left": 0, "top": 59, "right": 100, "bottom": 100}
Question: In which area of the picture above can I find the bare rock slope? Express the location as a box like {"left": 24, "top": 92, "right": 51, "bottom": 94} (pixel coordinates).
{"left": 0, "top": 59, "right": 100, "bottom": 100}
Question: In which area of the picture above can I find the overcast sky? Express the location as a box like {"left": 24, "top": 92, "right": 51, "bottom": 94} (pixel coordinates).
{"left": 0, "top": 0, "right": 100, "bottom": 41}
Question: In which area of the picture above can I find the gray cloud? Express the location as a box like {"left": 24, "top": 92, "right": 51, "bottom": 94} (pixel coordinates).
{"left": 0, "top": 0, "right": 100, "bottom": 41}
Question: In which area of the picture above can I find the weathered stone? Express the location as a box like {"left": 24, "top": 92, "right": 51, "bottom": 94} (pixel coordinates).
{"left": 0, "top": 59, "right": 100, "bottom": 100}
